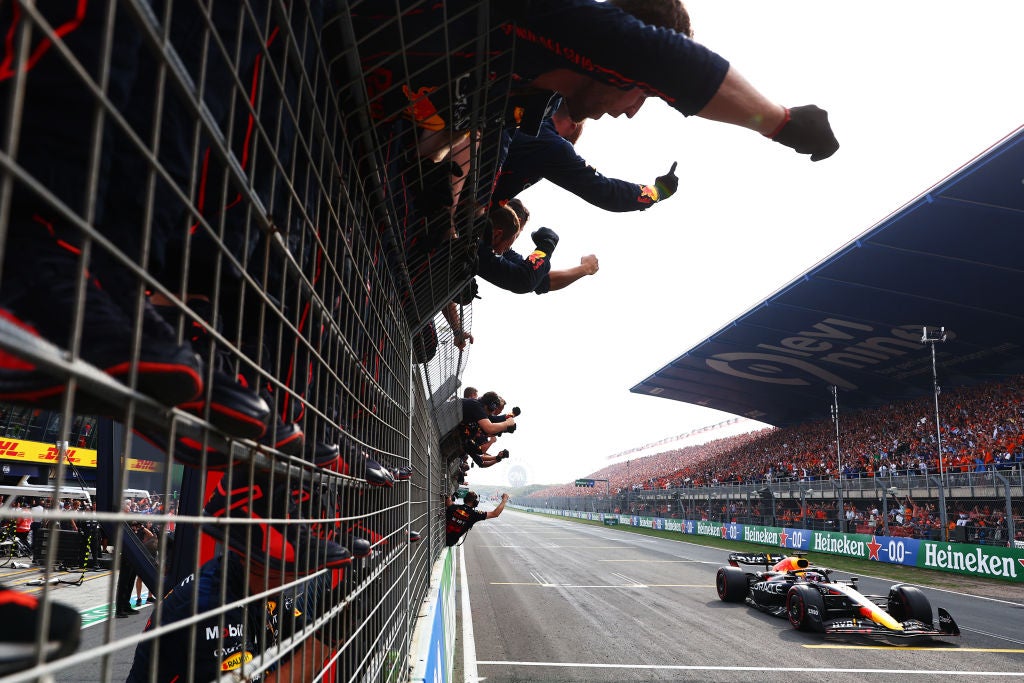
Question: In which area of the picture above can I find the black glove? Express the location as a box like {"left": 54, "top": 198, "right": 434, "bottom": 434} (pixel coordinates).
{"left": 654, "top": 161, "right": 679, "bottom": 201}
{"left": 769, "top": 105, "right": 839, "bottom": 161}
{"left": 531, "top": 227, "right": 559, "bottom": 257}
{"left": 453, "top": 279, "right": 479, "bottom": 306}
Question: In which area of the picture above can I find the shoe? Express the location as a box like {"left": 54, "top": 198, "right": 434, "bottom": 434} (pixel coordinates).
{"left": 409, "top": 529, "right": 422, "bottom": 543}
{"left": 178, "top": 367, "right": 270, "bottom": 440}
{"left": 155, "top": 303, "right": 270, "bottom": 440}
{"left": 341, "top": 534, "right": 372, "bottom": 558}
{"left": 260, "top": 416, "right": 305, "bottom": 457}
{"left": 305, "top": 440, "right": 341, "bottom": 470}
{"left": 333, "top": 435, "right": 394, "bottom": 487}
{"left": 388, "top": 465, "right": 413, "bottom": 481}
{"left": 202, "top": 478, "right": 352, "bottom": 573}
{"left": 346, "top": 521, "right": 387, "bottom": 554}
{"left": 147, "top": 595, "right": 156, "bottom": 604}
{"left": 115, "top": 610, "right": 133, "bottom": 618}
{"left": 0, "top": 212, "right": 203, "bottom": 411}
{"left": 0, "top": 585, "right": 81, "bottom": 674}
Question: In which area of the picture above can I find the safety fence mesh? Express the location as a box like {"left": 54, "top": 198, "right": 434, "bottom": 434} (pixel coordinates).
{"left": 0, "top": 1, "right": 500, "bottom": 681}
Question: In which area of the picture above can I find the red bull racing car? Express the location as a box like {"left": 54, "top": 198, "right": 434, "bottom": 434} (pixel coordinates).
{"left": 715, "top": 551, "right": 960, "bottom": 644}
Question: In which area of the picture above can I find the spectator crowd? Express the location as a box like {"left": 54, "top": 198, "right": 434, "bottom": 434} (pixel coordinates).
{"left": 530, "top": 377, "right": 1024, "bottom": 544}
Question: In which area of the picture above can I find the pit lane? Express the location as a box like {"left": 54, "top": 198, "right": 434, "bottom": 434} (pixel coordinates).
{"left": 460, "top": 510, "right": 1024, "bottom": 682}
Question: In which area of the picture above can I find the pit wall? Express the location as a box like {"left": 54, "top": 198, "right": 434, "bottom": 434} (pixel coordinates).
{"left": 520, "top": 508, "right": 1024, "bottom": 584}
{"left": 409, "top": 548, "right": 456, "bottom": 683}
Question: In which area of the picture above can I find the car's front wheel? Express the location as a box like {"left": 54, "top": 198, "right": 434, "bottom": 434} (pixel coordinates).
{"left": 887, "top": 584, "right": 932, "bottom": 625}
{"left": 786, "top": 584, "right": 825, "bottom": 632}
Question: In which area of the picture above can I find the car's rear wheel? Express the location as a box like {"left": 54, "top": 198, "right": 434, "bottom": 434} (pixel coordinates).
{"left": 887, "top": 584, "right": 932, "bottom": 624}
{"left": 716, "top": 566, "right": 748, "bottom": 603}
{"left": 786, "top": 584, "right": 825, "bottom": 632}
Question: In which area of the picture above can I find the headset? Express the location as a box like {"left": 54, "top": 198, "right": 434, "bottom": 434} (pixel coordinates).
{"left": 481, "top": 392, "right": 503, "bottom": 413}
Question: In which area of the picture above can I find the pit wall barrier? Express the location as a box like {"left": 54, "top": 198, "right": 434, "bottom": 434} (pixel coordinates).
{"left": 519, "top": 507, "right": 1024, "bottom": 584}
{"left": 409, "top": 547, "right": 456, "bottom": 683}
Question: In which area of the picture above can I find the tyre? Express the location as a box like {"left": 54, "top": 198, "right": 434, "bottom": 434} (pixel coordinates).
{"left": 716, "top": 566, "right": 748, "bottom": 603}
{"left": 786, "top": 584, "right": 825, "bottom": 632}
{"left": 887, "top": 584, "right": 932, "bottom": 624}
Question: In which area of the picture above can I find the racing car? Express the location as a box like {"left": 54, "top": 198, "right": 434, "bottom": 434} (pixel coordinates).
{"left": 715, "top": 551, "right": 960, "bottom": 644}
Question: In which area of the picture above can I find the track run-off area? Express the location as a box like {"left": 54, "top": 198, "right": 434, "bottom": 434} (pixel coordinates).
{"left": 455, "top": 510, "right": 1024, "bottom": 682}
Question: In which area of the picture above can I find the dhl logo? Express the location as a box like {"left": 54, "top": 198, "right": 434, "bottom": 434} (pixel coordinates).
{"left": 0, "top": 441, "right": 27, "bottom": 458}
{"left": 220, "top": 651, "right": 253, "bottom": 671}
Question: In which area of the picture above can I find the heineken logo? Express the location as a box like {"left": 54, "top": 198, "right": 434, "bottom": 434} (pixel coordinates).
{"left": 923, "top": 544, "right": 1019, "bottom": 578}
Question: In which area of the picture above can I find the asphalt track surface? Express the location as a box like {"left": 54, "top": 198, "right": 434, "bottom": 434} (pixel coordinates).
{"left": 458, "top": 510, "right": 1024, "bottom": 683}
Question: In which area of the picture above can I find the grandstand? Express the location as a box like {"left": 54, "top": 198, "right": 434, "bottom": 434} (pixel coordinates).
{"left": 530, "top": 376, "right": 1024, "bottom": 545}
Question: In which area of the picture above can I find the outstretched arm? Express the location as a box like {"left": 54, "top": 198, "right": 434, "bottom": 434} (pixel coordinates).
{"left": 487, "top": 493, "right": 511, "bottom": 519}
{"left": 548, "top": 254, "right": 599, "bottom": 292}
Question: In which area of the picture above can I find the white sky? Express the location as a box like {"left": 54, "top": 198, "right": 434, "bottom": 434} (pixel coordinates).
{"left": 462, "top": 0, "right": 1024, "bottom": 489}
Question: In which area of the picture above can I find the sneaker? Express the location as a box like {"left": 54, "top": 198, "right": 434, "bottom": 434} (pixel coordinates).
{"left": 0, "top": 213, "right": 203, "bottom": 410}
{"left": 178, "top": 370, "right": 270, "bottom": 440}
{"left": 388, "top": 465, "right": 413, "bottom": 481}
{"left": 347, "top": 522, "right": 387, "bottom": 551}
{"left": 202, "top": 479, "right": 351, "bottom": 572}
{"left": 409, "top": 529, "right": 422, "bottom": 543}
{"left": 261, "top": 418, "right": 304, "bottom": 456}
{"left": 332, "top": 436, "right": 395, "bottom": 487}
{"left": 341, "top": 533, "right": 372, "bottom": 558}
{"left": 305, "top": 440, "right": 341, "bottom": 470}
{"left": 155, "top": 304, "right": 270, "bottom": 440}
{"left": 0, "top": 585, "right": 81, "bottom": 675}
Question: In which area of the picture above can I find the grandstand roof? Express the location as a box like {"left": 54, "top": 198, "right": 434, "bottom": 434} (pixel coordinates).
{"left": 631, "top": 125, "right": 1024, "bottom": 427}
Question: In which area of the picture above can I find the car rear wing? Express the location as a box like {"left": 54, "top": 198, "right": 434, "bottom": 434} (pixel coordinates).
{"left": 727, "top": 552, "right": 785, "bottom": 568}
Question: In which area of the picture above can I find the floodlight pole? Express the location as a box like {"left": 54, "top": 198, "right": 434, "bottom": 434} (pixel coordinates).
{"left": 920, "top": 327, "right": 947, "bottom": 488}
{"left": 921, "top": 326, "right": 949, "bottom": 540}
{"left": 831, "top": 386, "right": 845, "bottom": 531}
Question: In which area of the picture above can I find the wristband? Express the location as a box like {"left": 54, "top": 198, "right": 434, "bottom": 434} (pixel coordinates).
{"left": 764, "top": 108, "right": 791, "bottom": 139}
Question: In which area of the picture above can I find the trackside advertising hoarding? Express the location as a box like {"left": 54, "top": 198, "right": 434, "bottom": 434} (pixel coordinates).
{"left": 517, "top": 508, "right": 1024, "bottom": 584}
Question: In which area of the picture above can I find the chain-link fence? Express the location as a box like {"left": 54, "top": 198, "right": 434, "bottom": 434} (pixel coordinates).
{"left": 0, "top": 1, "right": 515, "bottom": 680}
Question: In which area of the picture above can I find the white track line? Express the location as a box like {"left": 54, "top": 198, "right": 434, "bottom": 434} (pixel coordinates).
{"left": 475, "top": 661, "right": 1021, "bottom": 676}
{"left": 458, "top": 545, "right": 480, "bottom": 683}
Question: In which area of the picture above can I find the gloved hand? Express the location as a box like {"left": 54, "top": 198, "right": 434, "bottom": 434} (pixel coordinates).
{"left": 531, "top": 227, "right": 559, "bottom": 257}
{"left": 768, "top": 105, "right": 839, "bottom": 161}
{"left": 654, "top": 161, "right": 679, "bottom": 201}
